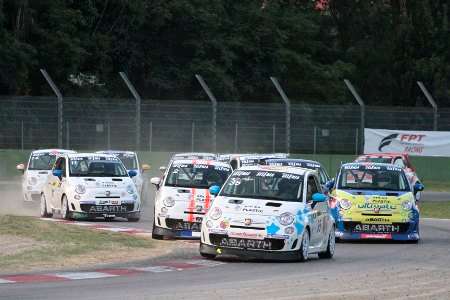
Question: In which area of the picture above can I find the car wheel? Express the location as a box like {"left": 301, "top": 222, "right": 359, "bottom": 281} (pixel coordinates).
{"left": 128, "top": 217, "right": 140, "bottom": 222}
{"left": 200, "top": 252, "right": 216, "bottom": 259}
{"left": 318, "top": 227, "right": 335, "bottom": 259}
{"left": 152, "top": 219, "right": 164, "bottom": 240}
{"left": 61, "top": 195, "right": 71, "bottom": 220}
{"left": 40, "top": 194, "right": 53, "bottom": 218}
{"left": 104, "top": 216, "right": 115, "bottom": 221}
{"left": 298, "top": 229, "right": 310, "bottom": 262}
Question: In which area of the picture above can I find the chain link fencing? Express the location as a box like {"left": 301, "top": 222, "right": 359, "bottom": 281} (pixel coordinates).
{"left": 0, "top": 96, "right": 443, "bottom": 154}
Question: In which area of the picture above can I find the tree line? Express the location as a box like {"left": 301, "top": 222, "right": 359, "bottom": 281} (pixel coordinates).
{"left": 0, "top": 0, "right": 449, "bottom": 106}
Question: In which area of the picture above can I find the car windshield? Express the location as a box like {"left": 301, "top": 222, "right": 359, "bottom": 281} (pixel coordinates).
{"left": 28, "top": 153, "right": 58, "bottom": 170}
{"left": 165, "top": 163, "right": 232, "bottom": 188}
{"left": 220, "top": 170, "right": 304, "bottom": 202}
{"left": 115, "top": 153, "right": 137, "bottom": 170}
{"left": 338, "top": 166, "right": 410, "bottom": 191}
{"left": 69, "top": 156, "right": 128, "bottom": 177}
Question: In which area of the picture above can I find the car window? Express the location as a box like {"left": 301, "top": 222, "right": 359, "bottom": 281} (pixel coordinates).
{"left": 306, "top": 176, "right": 319, "bottom": 202}
{"left": 54, "top": 157, "right": 66, "bottom": 177}
{"left": 319, "top": 168, "right": 329, "bottom": 185}
{"left": 394, "top": 158, "right": 405, "bottom": 168}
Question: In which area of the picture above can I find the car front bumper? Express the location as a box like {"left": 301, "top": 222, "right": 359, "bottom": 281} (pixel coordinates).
{"left": 199, "top": 243, "right": 300, "bottom": 261}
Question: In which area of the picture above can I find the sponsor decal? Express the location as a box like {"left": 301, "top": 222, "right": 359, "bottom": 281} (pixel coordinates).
{"left": 219, "top": 237, "right": 272, "bottom": 250}
{"left": 242, "top": 206, "right": 263, "bottom": 214}
{"left": 354, "top": 224, "right": 400, "bottom": 233}
{"left": 173, "top": 221, "right": 201, "bottom": 232}
{"left": 228, "top": 231, "right": 265, "bottom": 240}
{"left": 89, "top": 205, "right": 128, "bottom": 213}
{"left": 361, "top": 233, "right": 392, "bottom": 239}
{"left": 357, "top": 203, "right": 396, "bottom": 210}
{"left": 244, "top": 218, "right": 252, "bottom": 226}
{"left": 365, "top": 217, "right": 389, "bottom": 222}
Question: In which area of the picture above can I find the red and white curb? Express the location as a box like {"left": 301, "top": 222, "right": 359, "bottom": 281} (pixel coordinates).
{"left": 39, "top": 218, "right": 153, "bottom": 238}
{"left": 0, "top": 259, "right": 225, "bottom": 284}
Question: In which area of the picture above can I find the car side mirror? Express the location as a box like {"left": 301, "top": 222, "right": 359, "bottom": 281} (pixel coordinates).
{"left": 16, "top": 163, "right": 25, "bottom": 173}
{"left": 150, "top": 177, "right": 161, "bottom": 186}
{"left": 414, "top": 182, "right": 424, "bottom": 193}
{"left": 312, "top": 193, "right": 327, "bottom": 202}
{"left": 128, "top": 170, "right": 138, "bottom": 178}
{"left": 141, "top": 164, "right": 151, "bottom": 172}
{"left": 159, "top": 166, "right": 166, "bottom": 173}
{"left": 209, "top": 185, "right": 221, "bottom": 196}
{"left": 52, "top": 169, "right": 63, "bottom": 178}
{"left": 325, "top": 179, "right": 335, "bottom": 190}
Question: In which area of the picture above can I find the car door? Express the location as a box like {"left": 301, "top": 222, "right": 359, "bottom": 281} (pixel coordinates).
{"left": 306, "top": 174, "right": 329, "bottom": 248}
{"left": 50, "top": 157, "right": 66, "bottom": 209}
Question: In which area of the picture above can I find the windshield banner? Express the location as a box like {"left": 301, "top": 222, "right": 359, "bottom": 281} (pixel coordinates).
{"left": 364, "top": 128, "right": 450, "bottom": 157}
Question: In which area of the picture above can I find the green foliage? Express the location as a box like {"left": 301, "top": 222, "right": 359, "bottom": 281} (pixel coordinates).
{"left": 0, "top": 0, "right": 448, "bottom": 105}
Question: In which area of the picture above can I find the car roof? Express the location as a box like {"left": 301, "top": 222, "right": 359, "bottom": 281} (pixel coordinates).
{"left": 170, "top": 159, "right": 231, "bottom": 167}
{"left": 266, "top": 158, "right": 322, "bottom": 166}
{"left": 31, "top": 149, "right": 76, "bottom": 154}
{"left": 172, "top": 152, "right": 217, "bottom": 159}
{"left": 341, "top": 162, "right": 404, "bottom": 171}
{"left": 96, "top": 150, "right": 136, "bottom": 155}
{"left": 359, "top": 153, "right": 407, "bottom": 158}
{"left": 238, "top": 165, "right": 313, "bottom": 176}
{"left": 65, "top": 153, "right": 119, "bottom": 159}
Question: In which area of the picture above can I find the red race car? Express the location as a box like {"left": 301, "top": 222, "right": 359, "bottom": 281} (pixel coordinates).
{"left": 354, "top": 152, "right": 422, "bottom": 200}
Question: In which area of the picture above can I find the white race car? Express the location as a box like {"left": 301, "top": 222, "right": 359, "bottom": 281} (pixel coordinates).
{"left": 16, "top": 149, "right": 76, "bottom": 202}
{"left": 41, "top": 153, "right": 141, "bottom": 221}
{"left": 96, "top": 150, "right": 150, "bottom": 197}
{"left": 150, "top": 159, "right": 232, "bottom": 239}
{"left": 200, "top": 165, "right": 335, "bottom": 261}
{"left": 171, "top": 152, "right": 217, "bottom": 161}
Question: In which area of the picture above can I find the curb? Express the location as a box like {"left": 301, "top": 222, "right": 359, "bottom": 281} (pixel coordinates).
{"left": 0, "top": 258, "right": 225, "bottom": 284}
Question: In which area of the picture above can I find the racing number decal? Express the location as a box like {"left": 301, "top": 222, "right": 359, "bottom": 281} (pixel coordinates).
{"left": 187, "top": 188, "right": 196, "bottom": 222}
{"left": 204, "top": 189, "right": 211, "bottom": 211}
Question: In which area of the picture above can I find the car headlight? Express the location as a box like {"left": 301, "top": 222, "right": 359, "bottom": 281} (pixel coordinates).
{"left": 401, "top": 200, "right": 413, "bottom": 210}
{"left": 209, "top": 207, "right": 222, "bottom": 220}
{"left": 338, "top": 199, "right": 352, "bottom": 210}
{"left": 163, "top": 197, "right": 175, "bottom": 207}
{"left": 284, "top": 226, "right": 295, "bottom": 234}
{"left": 206, "top": 220, "right": 214, "bottom": 228}
{"left": 279, "top": 212, "right": 295, "bottom": 226}
{"left": 28, "top": 177, "right": 38, "bottom": 185}
{"left": 126, "top": 185, "right": 135, "bottom": 194}
{"left": 75, "top": 184, "right": 86, "bottom": 194}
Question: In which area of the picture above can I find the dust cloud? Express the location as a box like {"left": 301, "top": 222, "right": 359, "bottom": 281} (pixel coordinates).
{"left": 0, "top": 180, "right": 39, "bottom": 217}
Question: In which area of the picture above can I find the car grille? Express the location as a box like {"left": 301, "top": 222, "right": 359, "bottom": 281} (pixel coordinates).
{"left": 209, "top": 234, "right": 285, "bottom": 250}
{"left": 343, "top": 222, "right": 410, "bottom": 234}
{"left": 165, "top": 218, "right": 202, "bottom": 232}
{"left": 80, "top": 204, "right": 134, "bottom": 213}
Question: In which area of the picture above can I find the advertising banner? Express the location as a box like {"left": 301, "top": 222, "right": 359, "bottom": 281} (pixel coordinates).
{"left": 364, "top": 128, "right": 450, "bottom": 157}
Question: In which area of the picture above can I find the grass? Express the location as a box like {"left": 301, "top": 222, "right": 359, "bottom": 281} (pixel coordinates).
{"left": 420, "top": 201, "right": 450, "bottom": 219}
{"left": 422, "top": 180, "right": 450, "bottom": 192}
{"left": 0, "top": 215, "right": 157, "bottom": 273}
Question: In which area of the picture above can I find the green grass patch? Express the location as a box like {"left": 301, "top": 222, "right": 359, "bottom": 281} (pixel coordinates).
{"left": 0, "top": 215, "right": 155, "bottom": 272}
{"left": 422, "top": 180, "right": 450, "bottom": 192}
{"left": 420, "top": 202, "right": 450, "bottom": 219}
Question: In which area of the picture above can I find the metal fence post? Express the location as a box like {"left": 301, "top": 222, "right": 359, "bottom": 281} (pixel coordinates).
{"left": 344, "top": 79, "right": 365, "bottom": 154}
{"left": 191, "top": 121, "right": 195, "bottom": 152}
{"left": 149, "top": 122, "right": 153, "bottom": 152}
{"left": 106, "top": 120, "right": 111, "bottom": 149}
{"left": 355, "top": 128, "right": 359, "bottom": 155}
{"left": 417, "top": 81, "right": 438, "bottom": 130}
{"left": 66, "top": 121, "right": 70, "bottom": 149}
{"left": 195, "top": 74, "right": 217, "bottom": 153}
{"left": 313, "top": 126, "right": 318, "bottom": 155}
{"left": 270, "top": 77, "right": 291, "bottom": 154}
{"left": 234, "top": 122, "right": 238, "bottom": 153}
{"left": 21, "top": 120, "right": 24, "bottom": 151}
{"left": 40, "top": 69, "right": 63, "bottom": 148}
{"left": 119, "top": 72, "right": 142, "bottom": 150}
{"left": 272, "top": 124, "right": 276, "bottom": 153}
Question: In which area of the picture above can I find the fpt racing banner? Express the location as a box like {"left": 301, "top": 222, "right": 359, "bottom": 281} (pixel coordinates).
{"left": 364, "top": 128, "right": 450, "bottom": 157}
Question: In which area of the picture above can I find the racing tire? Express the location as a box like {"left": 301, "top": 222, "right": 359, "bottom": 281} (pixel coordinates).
{"left": 128, "top": 217, "right": 140, "bottom": 222}
{"left": 298, "top": 229, "right": 310, "bottom": 262}
{"left": 61, "top": 195, "right": 71, "bottom": 220}
{"left": 104, "top": 216, "right": 115, "bottom": 222}
{"left": 152, "top": 219, "right": 165, "bottom": 240}
{"left": 318, "top": 227, "right": 335, "bottom": 259}
{"left": 40, "top": 194, "right": 53, "bottom": 218}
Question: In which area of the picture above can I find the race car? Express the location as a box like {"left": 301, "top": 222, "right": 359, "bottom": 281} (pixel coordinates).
{"left": 41, "top": 153, "right": 141, "bottom": 221}
{"left": 199, "top": 165, "right": 335, "bottom": 261}
{"left": 355, "top": 153, "right": 421, "bottom": 199}
{"left": 96, "top": 150, "right": 150, "bottom": 198}
{"left": 329, "top": 162, "right": 424, "bottom": 242}
{"left": 218, "top": 153, "right": 288, "bottom": 170}
{"left": 150, "top": 159, "right": 232, "bottom": 239}
{"left": 16, "top": 149, "right": 76, "bottom": 202}
{"left": 171, "top": 152, "right": 217, "bottom": 161}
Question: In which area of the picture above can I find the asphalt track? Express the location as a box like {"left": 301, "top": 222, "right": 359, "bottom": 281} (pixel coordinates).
{"left": 1, "top": 181, "right": 450, "bottom": 299}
